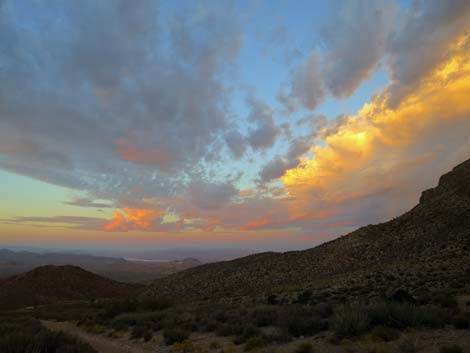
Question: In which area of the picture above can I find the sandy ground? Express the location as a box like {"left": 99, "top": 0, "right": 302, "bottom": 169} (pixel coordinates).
{"left": 41, "top": 320, "right": 159, "bottom": 353}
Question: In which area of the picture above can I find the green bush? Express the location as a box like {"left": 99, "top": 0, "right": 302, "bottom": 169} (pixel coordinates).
{"left": 278, "top": 305, "right": 327, "bottom": 337}
{"left": 295, "top": 342, "right": 314, "bottom": 353}
{"left": 131, "top": 326, "right": 151, "bottom": 340}
{"left": 368, "top": 301, "right": 446, "bottom": 329}
{"left": 233, "top": 325, "right": 260, "bottom": 345}
{"left": 1, "top": 331, "right": 97, "bottom": 353}
{"left": 332, "top": 303, "right": 370, "bottom": 337}
{"left": 244, "top": 336, "right": 265, "bottom": 351}
{"left": 439, "top": 345, "right": 464, "bottom": 353}
{"left": 163, "top": 328, "right": 190, "bottom": 345}
{"left": 251, "top": 306, "right": 278, "bottom": 327}
{"left": 138, "top": 297, "right": 172, "bottom": 311}
{"left": 101, "top": 298, "right": 137, "bottom": 319}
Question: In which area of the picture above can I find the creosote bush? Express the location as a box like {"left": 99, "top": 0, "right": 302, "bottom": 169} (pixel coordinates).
{"left": 439, "top": 345, "right": 464, "bottom": 353}
{"left": 163, "top": 328, "right": 190, "bottom": 345}
{"left": 332, "top": 303, "right": 370, "bottom": 337}
{"left": 0, "top": 315, "right": 97, "bottom": 353}
{"left": 295, "top": 342, "right": 314, "bottom": 353}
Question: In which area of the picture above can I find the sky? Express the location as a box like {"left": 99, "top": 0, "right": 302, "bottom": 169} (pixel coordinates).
{"left": 1, "top": 0, "right": 470, "bottom": 252}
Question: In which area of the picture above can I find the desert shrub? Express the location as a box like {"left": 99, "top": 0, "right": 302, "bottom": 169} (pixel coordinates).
{"left": 332, "top": 303, "right": 370, "bottom": 337}
{"left": 285, "top": 318, "right": 327, "bottom": 337}
{"left": 368, "top": 301, "right": 446, "bottom": 329}
{"left": 296, "top": 290, "right": 313, "bottom": 304}
{"left": 215, "top": 323, "right": 236, "bottom": 337}
{"left": 365, "top": 342, "right": 393, "bottom": 353}
{"left": 439, "top": 345, "right": 464, "bottom": 353}
{"left": 398, "top": 339, "right": 417, "bottom": 353}
{"left": 138, "top": 297, "right": 172, "bottom": 311}
{"left": 163, "top": 328, "right": 190, "bottom": 345}
{"left": 251, "top": 306, "right": 278, "bottom": 327}
{"left": 295, "top": 342, "right": 314, "bottom": 353}
{"left": 279, "top": 305, "right": 327, "bottom": 337}
{"left": 453, "top": 314, "right": 470, "bottom": 329}
{"left": 389, "top": 289, "right": 416, "bottom": 304}
{"left": 170, "top": 340, "right": 198, "bottom": 353}
{"left": 434, "top": 294, "right": 459, "bottom": 310}
{"left": 233, "top": 325, "right": 260, "bottom": 345}
{"left": 244, "top": 336, "right": 265, "bottom": 351}
{"left": 112, "top": 311, "right": 164, "bottom": 330}
{"left": 0, "top": 316, "right": 97, "bottom": 353}
{"left": 370, "top": 326, "right": 400, "bottom": 342}
{"left": 163, "top": 311, "right": 197, "bottom": 331}
{"left": 101, "top": 298, "right": 137, "bottom": 318}
{"left": 202, "top": 320, "right": 218, "bottom": 332}
{"left": 143, "top": 330, "right": 152, "bottom": 342}
{"left": 368, "top": 301, "right": 414, "bottom": 328}
{"left": 314, "top": 303, "right": 333, "bottom": 318}
{"left": 416, "top": 306, "right": 450, "bottom": 328}
{"left": 209, "top": 341, "right": 222, "bottom": 350}
{"left": 267, "top": 294, "right": 279, "bottom": 305}
{"left": 131, "top": 325, "right": 152, "bottom": 341}
{"left": 263, "top": 328, "right": 292, "bottom": 344}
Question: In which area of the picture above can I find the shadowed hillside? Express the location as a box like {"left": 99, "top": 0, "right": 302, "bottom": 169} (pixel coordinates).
{"left": 144, "top": 157, "right": 470, "bottom": 302}
{"left": 0, "top": 265, "right": 142, "bottom": 309}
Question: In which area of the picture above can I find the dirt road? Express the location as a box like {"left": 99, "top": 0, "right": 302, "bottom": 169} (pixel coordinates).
{"left": 41, "top": 320, "right": 158, "bottom": 353}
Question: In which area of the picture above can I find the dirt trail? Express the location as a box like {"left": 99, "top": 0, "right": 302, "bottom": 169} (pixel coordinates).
{"left": 41, "top": 320, "right": 157, "bottom": 353}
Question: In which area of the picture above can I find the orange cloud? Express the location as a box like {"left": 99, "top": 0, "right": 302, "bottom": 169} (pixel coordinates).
{"left": 103, "top": 208, "right": 165, "bottom": 231}
{"left": 281, "top": 34, "right": 470, "bottom": 223}
{"left": 114, "top": 139, "right": 171, "bottom": 166}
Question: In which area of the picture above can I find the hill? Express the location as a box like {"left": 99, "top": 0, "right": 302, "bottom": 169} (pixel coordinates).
{"left": 0, "top": 265, "right": 141, "bottom": 309}
{"left": 0, "top": 250, "right": 202, "bottom": 283}
{"left": 144, "top": 157, "right": 470, "bottom": 303}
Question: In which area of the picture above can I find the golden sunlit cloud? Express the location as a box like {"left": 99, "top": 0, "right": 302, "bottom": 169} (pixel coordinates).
{"left": 281, "top": 35, "right": 470, "bottom": 223}
{"left": 103, "top": 208, "right": 165, "bottom": 232}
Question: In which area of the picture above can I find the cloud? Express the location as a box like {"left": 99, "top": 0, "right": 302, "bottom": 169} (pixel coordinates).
{"left": 64, "top": 197, "right": 113, "bottom": 208}
{"left": 282, "top": 37, "right": 470, "bottom": 231}
{"left": 385, "top": 0, "right": 470, "bottom": 106}
{"left": 224, "top": 130, "right": 247, "bottom": 159}
{"left": 246, "top": 97, "right": 280, "bottom": 150}
{"left": 2, "top": 216, "right": 105, "bottom": 230}
{"left": 0, "top": 0, "right": 241, "bottom": 203}
{"left": 188, "top": 181, "right": 238, "bottom": 211}
{"left": 280, "top": 0, "right": 396, "bottom": 111}
{"left": 260, "top": 157, "right": 297, "bottom": 183}
{"left": 103, "top": 208, "right": 165, "bottom": 232}
{"left": 259, "top": 136, "right": 312, "bottom": 183}
{"left": 282, "top": 0, "right": 470, "bottom": 112}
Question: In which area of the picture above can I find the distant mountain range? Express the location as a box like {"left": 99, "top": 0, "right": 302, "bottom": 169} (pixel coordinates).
{"left": 0, "top": 265, "right": 140, "bottom": 309}
{"left": 0, "top": 249, "right": 202, "bottom": 283}
{"left": 143, "top": 157, "right": 470, "bottom": 303}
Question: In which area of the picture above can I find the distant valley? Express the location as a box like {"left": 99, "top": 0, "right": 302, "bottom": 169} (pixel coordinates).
{"left": 0, "top": 249, "right": 202, "bottom": 283}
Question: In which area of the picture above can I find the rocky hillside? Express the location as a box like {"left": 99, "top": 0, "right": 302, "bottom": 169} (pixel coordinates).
{"left": 144, "top": 157, "right": 470, "bottom": 302}
{"left": 0, "top": 265, "right": 142, "bottom": 308}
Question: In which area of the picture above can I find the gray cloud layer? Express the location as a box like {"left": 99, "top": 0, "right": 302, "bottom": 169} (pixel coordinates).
{"left": 0, "top": 0, "right": 241, "bottom": 204}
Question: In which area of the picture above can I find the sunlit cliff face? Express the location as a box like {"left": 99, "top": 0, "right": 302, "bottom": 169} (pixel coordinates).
{"left": 1, "top": 1, "right": 469, "bottom": 250}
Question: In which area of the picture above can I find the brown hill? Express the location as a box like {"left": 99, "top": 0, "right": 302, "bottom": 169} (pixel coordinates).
{"left": 0, "top": 265, "right": 142, "bottom": 308}
{"left": 144, "top": 157, "right": 470, "bottom": 303}
{"left": 0, "top": 250, "right": 203, "bottom": 283}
